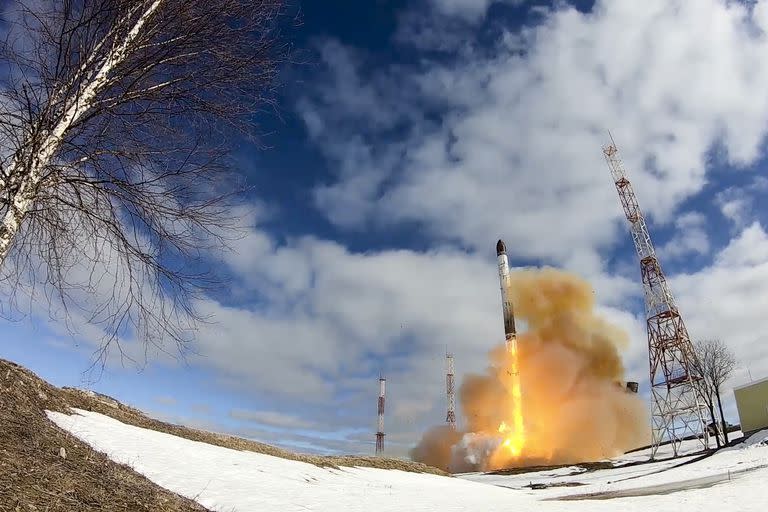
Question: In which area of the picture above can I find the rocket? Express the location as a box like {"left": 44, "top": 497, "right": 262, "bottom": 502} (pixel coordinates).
{"left": 496, "top": 239, "right": 517, "bottom": 349}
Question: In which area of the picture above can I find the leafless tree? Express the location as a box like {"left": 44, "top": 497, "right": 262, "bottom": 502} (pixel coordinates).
{"left": 690, "top": 343, "right": 722, "bottom": 447}
{"left": 692, "top": 338, "right": 738, "bottom": 445}
{"left": 0, "top": 0, "right": 288, "bottom": 367}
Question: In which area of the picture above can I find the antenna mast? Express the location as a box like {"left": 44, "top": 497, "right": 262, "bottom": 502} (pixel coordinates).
{"left": 602, "top": 138, "right": 710, "bottom": 458}
{"left": 376, "top": 376, "right": 385, "bottom": 455}
{"left": 446, "top": 353, "right": 456, "bottom": 428}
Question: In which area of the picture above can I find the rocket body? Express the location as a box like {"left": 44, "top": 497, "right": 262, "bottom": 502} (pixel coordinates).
{"left": 496, "top": 239, "right": 517, "bottom": 348}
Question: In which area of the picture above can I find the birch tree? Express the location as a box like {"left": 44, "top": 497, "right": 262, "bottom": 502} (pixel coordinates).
{"left": 690, "top": 343, "right": 723, "bottom": 447}
{"left": 692, "top": 339, "right": 738, "bottom": 445}
{"left": 0, "top": 0, "right": 286, "bottom": 362}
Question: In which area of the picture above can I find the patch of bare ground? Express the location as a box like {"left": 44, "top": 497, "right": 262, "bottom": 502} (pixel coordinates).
{"left": 0, "top": 358, "right": 209, "bottom": 511}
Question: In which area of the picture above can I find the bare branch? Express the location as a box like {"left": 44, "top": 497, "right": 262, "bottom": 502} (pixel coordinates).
{"left": 0, "top": 0, "right": 290, "bottom": 368}
{"left": 692, "top": 338, "right": 738, "bottom": 445}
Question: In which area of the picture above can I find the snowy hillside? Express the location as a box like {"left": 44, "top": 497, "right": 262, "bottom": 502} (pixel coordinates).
{"left": 48, "top": 408, "right": 768, "bottom": 512}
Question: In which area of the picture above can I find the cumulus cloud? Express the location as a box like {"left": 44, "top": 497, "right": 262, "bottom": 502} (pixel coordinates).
{"left": 658, "top": 212, "right": 711, "bottom": 260}
{"left": 715, "top": 177, "right": 768, "bottom": 228}
{"left": 395, "top": 0, "right": 527, "bottom": 52}
{"left": 194, "top": 227, "right": 505, "bottom": 403}
{"left": 229, "top": 409, "right": 317, "bottom": 430}
{"left": 425, "top": 0, "right": 520, "bottom": 22}
{"left": 672, "top": 223, "right": 768, "bottom": 394}
{"left": 301, "top": 0, "right": 768, "bottom": 270}
{"left": 716, "top": 188, "right": 752, "bottom": 228}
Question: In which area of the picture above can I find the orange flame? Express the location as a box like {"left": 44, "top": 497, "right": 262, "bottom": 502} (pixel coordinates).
{"left": 497, "top": 337, "right": 525, "bottom": 458}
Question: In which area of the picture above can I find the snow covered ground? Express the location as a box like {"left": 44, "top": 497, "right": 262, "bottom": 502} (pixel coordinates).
{"left": 461, "top": 430, "right": 764, "bottom": 499}
{"left": 48, "top": 408, "right": 768, "bottom": 512}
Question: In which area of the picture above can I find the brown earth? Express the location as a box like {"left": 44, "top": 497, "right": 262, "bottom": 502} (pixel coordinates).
{"left": 0, "top": 357, "right": 446, "bottom": 510}
{"left": 0, "top": 358, "right": 209, "bottom": 511}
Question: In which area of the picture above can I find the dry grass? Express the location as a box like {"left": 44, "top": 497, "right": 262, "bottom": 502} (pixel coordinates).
{"left": 0, "top": 357, "right": 446, "bottom": 511}
{"left": 0, "top": 358, "right": 209, "bottom": 511}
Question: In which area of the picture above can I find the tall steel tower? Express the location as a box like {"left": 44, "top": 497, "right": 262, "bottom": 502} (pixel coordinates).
{"left": 375, "top": 376, "right": 385, "bottom": 455}
{"left": 602, "top": 137, "right": 709, "bottom": 458}
{"left": 446, "top": 353, "right": 456, "bottom": 428}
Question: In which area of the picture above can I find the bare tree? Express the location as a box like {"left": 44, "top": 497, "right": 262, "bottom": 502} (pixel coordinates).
{"left": 690, "top": 340, "right": 722, "bottom": 447}
{"left": 692, "top": 339, "right": 738, "bottom": 444}
{"left": 0, "top": 0, "right": 288, "bottom": 365}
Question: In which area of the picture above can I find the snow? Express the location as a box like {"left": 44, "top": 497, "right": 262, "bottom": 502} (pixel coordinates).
{"left": 740, "top": 429, "right": 768, "bottom": 447}
{"left": 462, "top": 430, "right": 768, "bottom": 500}
{"left": 47, "top": 408, "right": 768, "bottom": 511}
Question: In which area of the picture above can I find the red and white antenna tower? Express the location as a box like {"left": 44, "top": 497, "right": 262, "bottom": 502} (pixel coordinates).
{"left": 602, "top": 136, "right": 710, "bottom": 458}
{"left": 376, "top": 376, "right": 385, "bottom": 455}
{"left": 446, "top": 353, "right": 456, "bottom": 428}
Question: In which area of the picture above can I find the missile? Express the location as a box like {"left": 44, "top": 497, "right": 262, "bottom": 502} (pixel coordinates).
{"left": 496, "top": 239, "right": 517, "bottom": 349}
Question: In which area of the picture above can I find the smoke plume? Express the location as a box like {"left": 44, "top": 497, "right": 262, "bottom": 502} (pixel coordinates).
{"left": 410, "top": 267, "right": 649, "bottom": 472}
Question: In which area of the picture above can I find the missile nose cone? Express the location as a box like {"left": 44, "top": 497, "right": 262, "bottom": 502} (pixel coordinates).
{"left": 496, "top": 239, "right": 506, "bottom": 256}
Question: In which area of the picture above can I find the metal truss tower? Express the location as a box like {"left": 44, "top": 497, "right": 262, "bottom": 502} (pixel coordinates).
{"left": 376, "top": 376, "right": 385, "bottom": 455}
{"left": 446, "top": 353, "right": 456, "bottom": 428}
{"left": 602, "top": 137, "right": 710, "bottom": 458}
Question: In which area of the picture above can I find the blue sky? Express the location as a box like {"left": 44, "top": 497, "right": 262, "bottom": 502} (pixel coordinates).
{"left": 4, "top": 0, "right": 768, "bottom": 457}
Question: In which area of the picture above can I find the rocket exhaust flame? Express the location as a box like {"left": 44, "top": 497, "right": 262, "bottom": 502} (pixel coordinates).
{"left": 410, "top": 263, "right": 650, "bottom": 473}
{"left": 499, "top": 339, "right": 525, "bottom": 459}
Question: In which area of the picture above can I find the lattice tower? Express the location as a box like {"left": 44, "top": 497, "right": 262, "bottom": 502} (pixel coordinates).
{"left": 376, "top": 376, "right": 385, "bottom": 455}
{"left": 602, "top": 138, "right": 710, "bottom": 458}
{"left": 446, "top": 353, "right": 456, "bottom": 427}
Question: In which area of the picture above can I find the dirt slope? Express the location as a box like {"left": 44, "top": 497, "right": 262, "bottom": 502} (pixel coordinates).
{"left": 0, "top": 358, "right": 208, "bottom": 511}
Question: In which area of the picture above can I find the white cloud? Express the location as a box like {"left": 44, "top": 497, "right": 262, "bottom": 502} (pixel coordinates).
{"left": 658, "top": 212, "right": 710, "bottom": 260}
{"left": 672, "top": 223, "right": 768, "bottom": 398}
{"left": 717, "top": 188, "right": 753, "bottom": 228}
{"left": 229, "top": 409, "right": 317, "bottom": 430}
{"left": 714, "top": 222, "right": 768, "bottom": 267}
{"left": 196, "top": 230, "right": 503, "bottom": 402}
{"left": 301, "top": 0, "right": 768, "bottom": 271}
{"left": 395, "top": 0, "right": 526, "bottom": 52}
{"left": 425, "top": 0, "right": 519, "bottom": 22}
{"left": 715, "top": 177, "right": 767, "bottom": 228}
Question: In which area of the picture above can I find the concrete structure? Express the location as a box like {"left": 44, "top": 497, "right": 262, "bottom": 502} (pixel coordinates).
{"left": 734, "top": 377, "right": 768, "bottom": 435}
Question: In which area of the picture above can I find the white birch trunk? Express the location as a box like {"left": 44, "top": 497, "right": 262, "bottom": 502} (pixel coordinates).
{"left": 0, "top": 0, "right": 164, "bottom": 266}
